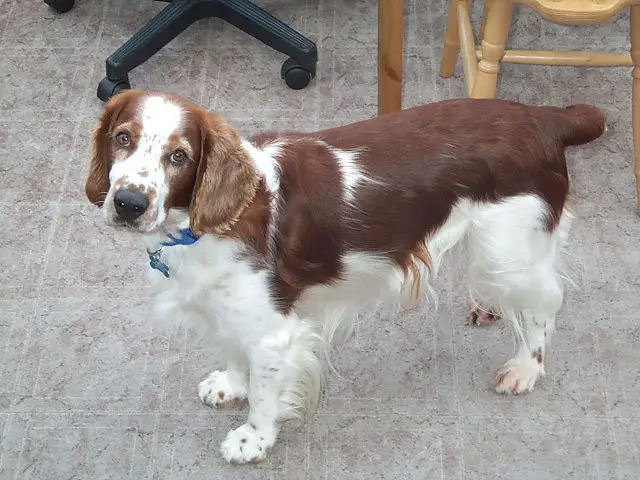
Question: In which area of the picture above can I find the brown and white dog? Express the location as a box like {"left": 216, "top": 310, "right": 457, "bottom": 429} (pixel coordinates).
{"left": 86, "top": 90, "right": 605, "bottom": 463}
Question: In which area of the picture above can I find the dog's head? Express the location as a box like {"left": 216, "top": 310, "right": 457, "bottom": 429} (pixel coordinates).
{"left": 85, "top": 89, "right": 259, "bottom": 235}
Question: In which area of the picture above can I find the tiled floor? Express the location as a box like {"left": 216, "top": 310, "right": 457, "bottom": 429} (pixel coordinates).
{"left": 1, "top": 1, "right": 639, "bottom": 479}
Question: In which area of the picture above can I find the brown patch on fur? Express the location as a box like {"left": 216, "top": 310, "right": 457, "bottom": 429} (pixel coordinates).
{"left": 85, "top": 90, "right": 145, "bottom": 206}
{"left": 226, "top": 180, "right": 271, "bottom": 256}
{"left": 113, "top": 176, "right": 128, "bottom": 190}
{"left": 250, "top": 131, "right": 309, "bottom": 148}
{"left": 126, "top": 183, "right": 145, "bottom": 193}
{"left": 493, "top": 370, "right": 508, "bottom": 386}
{"left": 275, "top": 140, "right": 344, "bottom": 287}
{"left": 398, "top": 243, "right": 431, "bottom": 305}
{"left": 116, "top": 120, "right": 142, "bottom": 140}
{"left": 533, "top": 347, "right": 543, "bottom": 364}
{"left": 189, "top": 112, "right": 261, "bottom": 236}
{"left": 262, "top": 139, "right": 345, "bottom": 314}
{"left": 159, "top": 100, "right": 205, "bottom": 211}
{"left": 166, "top": 132, "right": 195, "bottom": 158}
{"left": 163, "top": 164, "right": 199, "bottom": 211}
{"left": 145, "top": 188, "right": 157, "bottom": 211}
{"left": 468, "top": 305, "right": 500, "bottom": 325}
{"left": 511, "top": 380, "right": 520, "bottom": 394}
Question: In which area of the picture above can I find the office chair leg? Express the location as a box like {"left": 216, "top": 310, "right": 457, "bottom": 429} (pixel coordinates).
{"left": 98, "top": 0, "right": 205, "bottom": 101}
{"left": 219, "top": 0, "right": 317, "bottom": 90}
{"left": 97, "top": 0, "right": 318, "bottom": 101}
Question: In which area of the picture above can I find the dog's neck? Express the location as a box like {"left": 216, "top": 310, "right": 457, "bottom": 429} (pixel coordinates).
{"left": 143, "top": 209, "right": 192, "bottom": 250}
{"left": 142, "top": 210, "right": 196, "bottom": 279}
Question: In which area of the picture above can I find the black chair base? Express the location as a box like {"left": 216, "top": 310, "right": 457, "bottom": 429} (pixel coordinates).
{"left": 96, "top": 0, "right": 318, "bottom": 101}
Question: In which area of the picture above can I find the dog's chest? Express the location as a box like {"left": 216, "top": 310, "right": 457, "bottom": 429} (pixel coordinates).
{"left": 147, "top": 237, "right": 276, "bottom": 335}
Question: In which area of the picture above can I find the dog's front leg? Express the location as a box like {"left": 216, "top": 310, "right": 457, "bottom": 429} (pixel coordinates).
{"left": 219, "top": 328, "right": 293, "bottom": 464}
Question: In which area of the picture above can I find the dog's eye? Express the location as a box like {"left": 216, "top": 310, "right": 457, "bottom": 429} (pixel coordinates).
{"left": 170, "top": 149, "right": 187, "bottom": 165}
{"left": 115, "top": 132, "right": 131, "bottom": 147}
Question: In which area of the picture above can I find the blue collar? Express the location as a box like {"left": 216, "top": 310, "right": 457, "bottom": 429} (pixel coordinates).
{"left": 147, "top": 228, "right": 199, "bottom": 278}
{"left": 161, "top": 228, "right": 199, "bottom": 247}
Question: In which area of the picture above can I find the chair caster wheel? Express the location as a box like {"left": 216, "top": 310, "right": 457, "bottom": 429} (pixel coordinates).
{"left": 281, "top": 58, "right": 314, "bottom": 90}
{"left": 44, "top": 0, "right": 75, "bottom": 13}
{"left": 97, "top": 76, "right": 131, "bottom": 102}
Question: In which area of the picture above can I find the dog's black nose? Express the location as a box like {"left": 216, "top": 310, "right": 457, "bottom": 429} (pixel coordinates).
{"left": 114, "top": 189, "right": 149, "bottom": 223}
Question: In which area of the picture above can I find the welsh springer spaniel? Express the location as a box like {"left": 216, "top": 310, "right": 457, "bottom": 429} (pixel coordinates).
{"left": 86, "top": 90, "right": 605, "bottom": 464}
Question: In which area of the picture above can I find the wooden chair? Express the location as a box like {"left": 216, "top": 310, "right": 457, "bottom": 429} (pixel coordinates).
{"left": 378, "top": 0, "right": 405, "bottom": 115}
{"left": 440, "top": 0, "right": 640, "bottom": 215}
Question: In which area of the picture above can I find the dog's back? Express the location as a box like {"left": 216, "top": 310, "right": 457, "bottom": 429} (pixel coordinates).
{"left": 262, "top": 99, "right": 605, "bottom": 264}
{"left": 312, "top": 98, "right": 605, "bottom": 205}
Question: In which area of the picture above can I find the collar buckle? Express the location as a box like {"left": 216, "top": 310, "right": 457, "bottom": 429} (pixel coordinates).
{"left": 146, "top": 228, "right": 200, "bottom": 279}
{"left": 147, "top": 247, "right": 169, "bottom": 278}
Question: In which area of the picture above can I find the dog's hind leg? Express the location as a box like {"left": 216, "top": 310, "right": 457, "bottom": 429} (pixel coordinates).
{"left": 492, "top": 281, "right": 562, "bottom": 394}
{"left": 466, "top": 195, "right": 571, "bottom": 394}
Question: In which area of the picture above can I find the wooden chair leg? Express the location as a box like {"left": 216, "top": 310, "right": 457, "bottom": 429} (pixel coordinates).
{"left": 440, "top": 0, "right": 460, "bottom": 77}
{"left": 478, "top": 0, "right": 493, "bottom": 43}
{"left": 631, "top": 5, "right": 640, "bottom": 215}
{"left": 471, "top": 0, "right": 513, "bottom": 98}
{"left": 378, "top": 0, "right": 404, "bottom": 116}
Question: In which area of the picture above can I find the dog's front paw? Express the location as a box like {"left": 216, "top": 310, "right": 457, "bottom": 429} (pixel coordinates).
{"left": 220, "top": 423, "right": 275, "bottom": 464}
{"left": 198, "top": 370, "right": 247, "bottom": 408}
{"left": 493, "top": 358, "right": 544, "bottom": 395}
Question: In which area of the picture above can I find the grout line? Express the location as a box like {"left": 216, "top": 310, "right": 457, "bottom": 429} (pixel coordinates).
{"left": 0, "top": 302, "right": 33, "bottom": 394}
{"left": 56, "top": 119, "right": 86, "bottom": 205}
{"left": 145, "top": 328, "right": 174, "bottom": 478}
{"left": 0, "top": 0, "right": 18, "bottom": 47}
{"left": 12, "top": 418, "right": 31, "bottom": 480}
{"left": 90, "top": 0, "right": 111, "bottom": 56}
{"left": 209, "top": 61, "right": 223, "bottom": 111}
{"left": 0, "top": 408, "right": 638, "bottom": 419}
{"left": 127, "top": 426, "right": 138, "bottom": 480}
{"left": 450, "top": 293, "right": 466, "bottom": 479}
{"left": 196, "top": 19, "right": 214, "bottom": 107}
{"left": 593, "top": 331, "right": 624, "bottom": 480}
{"left": 0, "top": 414, "right": 13, "bottom": 473}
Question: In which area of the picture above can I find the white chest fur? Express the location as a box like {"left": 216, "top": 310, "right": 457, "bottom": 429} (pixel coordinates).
{"left": 146, "top": 235, "right": 278, "bottom": 344}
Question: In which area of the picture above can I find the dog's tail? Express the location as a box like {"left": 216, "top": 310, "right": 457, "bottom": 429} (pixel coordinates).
{"left": 554, "top": 104, "right": 607, "bottom": 147}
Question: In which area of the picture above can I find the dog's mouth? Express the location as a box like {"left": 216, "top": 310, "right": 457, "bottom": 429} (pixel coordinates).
{"left": 109, "top": 215, "right": 161, "bottom": 235}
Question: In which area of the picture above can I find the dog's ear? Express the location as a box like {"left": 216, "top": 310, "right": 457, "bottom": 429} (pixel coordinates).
{"left": 189, "top": 112, "right": 260, "bottom": 236}
{"left": 85, "top": 90, "right": 138, "bottom": 206}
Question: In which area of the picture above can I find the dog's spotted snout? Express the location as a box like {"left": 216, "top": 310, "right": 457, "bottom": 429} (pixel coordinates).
{"left": 114, "top": 188, "right": 149, "bottom": 223}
